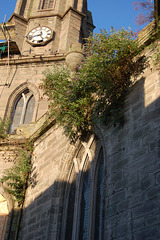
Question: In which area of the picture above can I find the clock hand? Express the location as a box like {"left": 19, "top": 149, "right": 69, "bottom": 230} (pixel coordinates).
{"left": 29, "top": 34, "right": 41, "bottom": 40}
{"left": 33, "top": 33, "right": 42, "bottom": 37}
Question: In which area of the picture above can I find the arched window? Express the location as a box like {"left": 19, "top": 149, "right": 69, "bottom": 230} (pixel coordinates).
{"left": 9, "top": 89, "right": 35, "bottom": 133}
{"left": 63, "top": 136, "right": 104, "bottom": 240}
{"left": 39, "top": 0, "right": 54, "bottom": 9}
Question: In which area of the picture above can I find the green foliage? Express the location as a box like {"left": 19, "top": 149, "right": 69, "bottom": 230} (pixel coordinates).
{"left": 41, "top": 28, "right": 145, "bottom": 140}
{"left": 152, "top": 44, "right": 160, "bottom": 66}
{"left": 0, "top": 144, "right": 33, "bottom": 206}
{"left": 148, "top": 24, "right": 160, "bottom": 66}
{"left": 0, "top": 118, "right": 10, "bottom": 139}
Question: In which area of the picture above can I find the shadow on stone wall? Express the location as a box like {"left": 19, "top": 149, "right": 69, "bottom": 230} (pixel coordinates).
{"left": 3, "top": 73, "right": 160, "bottom": 240}
{"left": 4, "top": 174, "right": 88, "bottom": 240}
{"left": 103, "top": 74, "right": 160, "bottom": 239}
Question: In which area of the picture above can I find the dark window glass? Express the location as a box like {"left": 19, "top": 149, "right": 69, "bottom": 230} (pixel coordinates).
{"left": 41, "top": 0, "right": 54, "bottom": 9}
{"left": 19, "top": 0, "right": 27, "bottom": 16}
{"left": 9, "top": 94, "right": 24, "bottom": 133}
{"left": 79, "top": 158, "right": 91, "bottom": 240}
{"left": 94, "top": 149, "right": 104, "bottom": 240}
{"left": 24, "top": 95, "right": 35, "bottom": 124}
{"left": 65, "top": 174, "right": 76, "bottom": 240}
{"left": 9, "top": 90, "right": 35, "bottom": 133}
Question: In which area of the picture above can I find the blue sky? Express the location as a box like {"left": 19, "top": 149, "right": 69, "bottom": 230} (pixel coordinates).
{"left": 0, "top": 0, "right": 140, "bottom": 33}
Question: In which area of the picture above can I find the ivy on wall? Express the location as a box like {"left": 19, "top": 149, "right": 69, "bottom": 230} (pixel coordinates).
{"left": 150, "top": 24, "right": 160, "bottom": 66}
{"left": 41, "top": 28, "right": 146, "bottom": 140}
{"left": 0, "top": 118, "right": 10, "bottom": 139}
{"left": 0, "top": 143, "right": 33, "bottom": 206}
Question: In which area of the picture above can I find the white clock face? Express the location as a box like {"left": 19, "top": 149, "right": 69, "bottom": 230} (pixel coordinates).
{"left": 27, "top": 26, "right": 53, "bottom": 45}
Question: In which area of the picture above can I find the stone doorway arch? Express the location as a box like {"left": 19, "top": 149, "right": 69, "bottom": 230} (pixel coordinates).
{"left": 0, "top": 194, "right": 9, "bottom": 240}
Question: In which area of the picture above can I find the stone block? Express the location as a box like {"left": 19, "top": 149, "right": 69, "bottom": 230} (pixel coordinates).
{"left": 114, "top": 179, "right": 128, "bottom": 192}
{"left": 155, "top": 171, "right": 160, "bottom": 185}
{"left": 145, "top": 213, "right": 160, "bottom": 226}
{"left": 113, "top": 222, "right": 131, "bottom": 238}
{"left": 132, "top": 147, "right": 148, "bottom": 161}
{"left": 37, "top": 193, "right": 50, "bottom": 206}
{"left": 132, "top": 200, "right": 157, "bottom": 219}
{"left": 109, "top": 170, "right": 123, "bottom": 184}
{"left": 140, "top": 176, "right": 154, "bottom": 191}
{"left": 28, "top": 223, "right": 40, "bottom": 233}
{"left": 111, "top": 158, "right": 129, "bottom": 173}
{"left": 117, "top": 200, "right": 129, "bottom": 213}
{"left": 105, "top": 204, "right": 117, "bottom": 217}
{"left": 132, "top": 217, "right": 145, "bottom": 231}
{"left": 109, "top": 189, "right": 126, "bottom": 204}
{"left": 146, "top": 186, "right": 160, "bottom": 199}
{"left": 133, "top": 230, "right": 146, "bottom": 240}
{"left": 24, "top": 233, "right": 35, "bottom": 240}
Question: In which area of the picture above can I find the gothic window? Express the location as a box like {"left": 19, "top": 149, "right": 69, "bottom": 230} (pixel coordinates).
{"left": 64, "top": 136, "right": 104, "bottom": 240}
{"left": 9, "top": 89, "right": 35, "bottom": 133}
{"left": 39, "top": 0, "right": 54, "bottom": 9}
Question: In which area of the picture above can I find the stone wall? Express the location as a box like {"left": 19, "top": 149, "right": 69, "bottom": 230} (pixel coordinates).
{"left": 0, "top": 56, "right": 65, "bottom": 119}
{"left": 17, "top": 47, "right": 160, "bottom": 239}
{"left": 100, "top": 64, "right": 160, "bottom": 239}
{"left": 0, "top": 26, "right": 159, "bottom": 240}
{"left": 18, "top": 126, "right": 77, "bottom": 240}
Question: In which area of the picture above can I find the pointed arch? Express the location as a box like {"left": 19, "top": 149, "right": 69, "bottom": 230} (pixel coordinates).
{"left": 4, "top": 82, "right": 40, "bottom": 133}
{"left": 61, "top": 134, "right": 104, "bottom": 240}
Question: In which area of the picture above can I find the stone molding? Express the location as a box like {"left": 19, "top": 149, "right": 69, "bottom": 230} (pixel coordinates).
{"left": 27, "top": 6, "right": 86, "bottom": 21}
{"left": 4, "top": 82, "right": 40, "bottom": 124}
{"left": 0, "top": 54, "right": 65, "bottom": 66}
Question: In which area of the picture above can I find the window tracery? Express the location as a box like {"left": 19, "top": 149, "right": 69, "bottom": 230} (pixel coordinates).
{"left": 9, "top": 89, "right": 35, "bottom": 133}
{"left": 39, "top": 0, "right": 54, "bottom": 9}
{"left": 63, "top": 136, "right": 104, "bottom": 240}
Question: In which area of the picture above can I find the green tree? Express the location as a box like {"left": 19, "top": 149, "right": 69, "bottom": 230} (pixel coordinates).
{"left": 41, "top": 28, "right": 145, "bottom": 140}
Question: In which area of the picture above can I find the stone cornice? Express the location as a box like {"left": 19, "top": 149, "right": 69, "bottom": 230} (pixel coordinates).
{"left": 0, "top": 114, "right": 56, "bottom": 146}
{"left": 3, "top": 7, "right": 85, "bottom": 29}
{"left": 27, "top": 6, "right": 86, "bottom": 21}
{"left": 138, "top": 20, "right": 160, "bottom": 46}
{"left": 0, "top": 137, "right": 27, "bottom": 147}
{"left": 7, "top": 13, "right": 28, "bottom": 24}
{"left": 0, "top": 54, "right": 65, "bottom": 66}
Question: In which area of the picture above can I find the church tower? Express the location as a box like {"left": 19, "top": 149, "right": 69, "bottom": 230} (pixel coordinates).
{"left": 0, "top": 2, "right": 94, "bottom": 239}
{"left": 0, "top": 0, "right": 94, "bottom": 133}
{"left": 4, "top": 0, "right": 94, "bottom": 56}
{"left": 1, "top": 1, "right": 160, "bottom": 240}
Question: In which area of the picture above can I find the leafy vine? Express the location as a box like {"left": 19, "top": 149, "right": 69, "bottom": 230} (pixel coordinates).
{"left": 0, "top": 118, "right": 10, "bottom": 139}
{"left": 0, "top": 143, "right": 33, "bottom": 206}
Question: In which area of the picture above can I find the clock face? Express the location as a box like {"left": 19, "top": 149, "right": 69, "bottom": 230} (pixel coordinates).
{"left": 27, "top": 26, "right": 53, "bottom": 46}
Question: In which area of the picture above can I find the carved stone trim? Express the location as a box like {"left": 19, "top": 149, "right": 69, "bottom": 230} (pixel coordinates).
{"left": 4, "top": 82, "right": 40, "bottom": 125}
